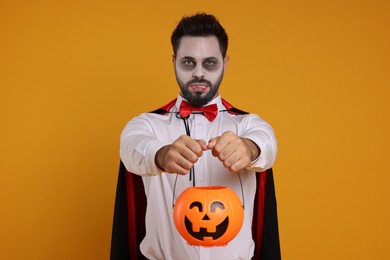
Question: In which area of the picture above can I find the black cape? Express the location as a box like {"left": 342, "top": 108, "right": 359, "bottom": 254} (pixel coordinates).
{"left": 110, "top": 99, "right": 281, "bottom": 260}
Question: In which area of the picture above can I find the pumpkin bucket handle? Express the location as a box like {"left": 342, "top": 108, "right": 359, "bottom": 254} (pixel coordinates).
{"left": 172, "top": 116, "right": 245, "bottom": 209}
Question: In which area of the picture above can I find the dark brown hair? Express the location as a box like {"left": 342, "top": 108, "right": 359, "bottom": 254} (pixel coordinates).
{"left": 171, "top": 13, "right": 228, "bottom": 58}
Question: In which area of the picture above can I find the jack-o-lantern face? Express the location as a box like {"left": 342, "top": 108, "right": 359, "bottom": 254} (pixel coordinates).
{"left": 185, "top": 200, "right": 228, "bottom": 240}
{"left": 173, "top": 186, "right": 244, "bottom": 247}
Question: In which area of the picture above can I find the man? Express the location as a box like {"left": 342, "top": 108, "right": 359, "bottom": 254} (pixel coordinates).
{"left": 112, "top": 13, "right": 279, "bottom": 259}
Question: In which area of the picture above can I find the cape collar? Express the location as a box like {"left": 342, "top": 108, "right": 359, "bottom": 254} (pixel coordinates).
{"left": 150, "top": 95, "right": 248, "bottom": 115}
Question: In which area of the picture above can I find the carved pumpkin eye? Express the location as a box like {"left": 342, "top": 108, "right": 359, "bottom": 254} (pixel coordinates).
{"left": 210, "top": 201, "right": 225, "bottom": 212}
{"left": 189, "top": 201, "right": 203, "bottom": 212}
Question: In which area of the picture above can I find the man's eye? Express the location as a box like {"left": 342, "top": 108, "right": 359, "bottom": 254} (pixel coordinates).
{"left": 204, "top": 60, "right": 216, "bottom": 66}
{"left": 183, "top": 60, "right": 195, "bottom": 66}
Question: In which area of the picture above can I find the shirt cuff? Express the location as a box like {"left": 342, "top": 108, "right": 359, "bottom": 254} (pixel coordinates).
{"left": 144, "top": 140, "right": 168, "bottom": 174}
{"left": 244, "top": 136, "right": 275, "bottom": 171}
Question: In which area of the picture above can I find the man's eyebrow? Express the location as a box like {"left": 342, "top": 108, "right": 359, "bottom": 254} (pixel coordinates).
{"left": 180, "top": 56, "right": 218, "bottom": 61}
{"left": 180, "top": 56, "right": 195, "bottom": 60}
{"left": 204, "top": 57, "right": 218, "bottom": 61}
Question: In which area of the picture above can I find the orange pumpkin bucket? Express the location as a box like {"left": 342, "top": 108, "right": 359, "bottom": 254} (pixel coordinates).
{"left": 173, "top": 186, "right": 244, "bottom": 247}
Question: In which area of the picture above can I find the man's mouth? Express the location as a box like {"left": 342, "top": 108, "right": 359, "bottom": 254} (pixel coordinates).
{"left": 191, "top": 85, "right": 208, "bottom": 93}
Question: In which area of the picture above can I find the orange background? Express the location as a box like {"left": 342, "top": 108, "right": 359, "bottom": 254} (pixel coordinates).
{"left": 1, "top": 0, "right": 389, "bottom": 259}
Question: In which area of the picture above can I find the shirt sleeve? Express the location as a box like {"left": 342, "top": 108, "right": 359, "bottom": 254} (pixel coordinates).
{"left": 240, "top": 114, "right": 278, "bottom": 172}
{"left": 119, "top": 115, "right": 168, "bottom": 176}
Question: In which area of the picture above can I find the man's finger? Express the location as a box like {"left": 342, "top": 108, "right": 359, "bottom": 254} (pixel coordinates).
{"left": 196, "top": 139, "right": 208, "bottom": 151}
{"left": 209, "top": 136, "right": 230, "bottom": 157}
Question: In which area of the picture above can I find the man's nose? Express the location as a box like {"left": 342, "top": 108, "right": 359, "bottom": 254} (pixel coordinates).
{"left": 192, "top": 64, "right": 205, "bottom": 79}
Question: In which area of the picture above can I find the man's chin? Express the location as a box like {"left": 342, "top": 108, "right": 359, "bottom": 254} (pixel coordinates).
{"left": 193, "top": 92, "right": 209, "bottom": 99}
{"left": 187, "top": 96, "right": 209, "bottom": 107}
{"left": 181, "top": 88, "right": 216, "bottom": 107}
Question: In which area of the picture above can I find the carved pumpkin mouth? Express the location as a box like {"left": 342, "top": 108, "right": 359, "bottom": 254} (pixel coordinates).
{"left": 184, "top": 216, "right": 229, "bottom": 241}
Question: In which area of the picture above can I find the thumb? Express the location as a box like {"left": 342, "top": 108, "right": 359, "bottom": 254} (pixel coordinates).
{"left": 207, "top": 137, "right": 217, "bottom": 149}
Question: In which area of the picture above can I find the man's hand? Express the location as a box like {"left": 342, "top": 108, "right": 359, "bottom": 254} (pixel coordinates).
{"left": 155, "top": 135, "right": 207, "bottom": 175}
{"left": 207, "top": 131, "right": 260, "bottom": 172}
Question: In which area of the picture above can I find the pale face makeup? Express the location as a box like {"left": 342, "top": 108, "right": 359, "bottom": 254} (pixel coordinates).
{"left": 173, "top": 36, "right": 229, "bottom": 107}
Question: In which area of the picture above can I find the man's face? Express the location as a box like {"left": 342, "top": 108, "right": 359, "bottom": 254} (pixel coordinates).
{"left": 173, "top": 36, "right": 229, "bottom": 107}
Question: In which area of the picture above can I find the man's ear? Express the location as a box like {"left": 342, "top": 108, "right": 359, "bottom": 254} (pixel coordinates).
{"left": 172, "top": 55, "right": 176, "bottom": 64}
{"left": 224, "top": 55, "right": 230, "bottom": 70}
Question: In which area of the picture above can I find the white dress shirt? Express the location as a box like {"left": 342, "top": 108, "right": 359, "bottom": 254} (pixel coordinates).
{"left": 120, "top": 95, "right": 277, "bottom": 260}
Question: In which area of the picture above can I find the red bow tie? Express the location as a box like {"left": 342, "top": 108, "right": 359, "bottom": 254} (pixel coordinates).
{"left": 179, "top": 101, "right": 218, "bottom": 122}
